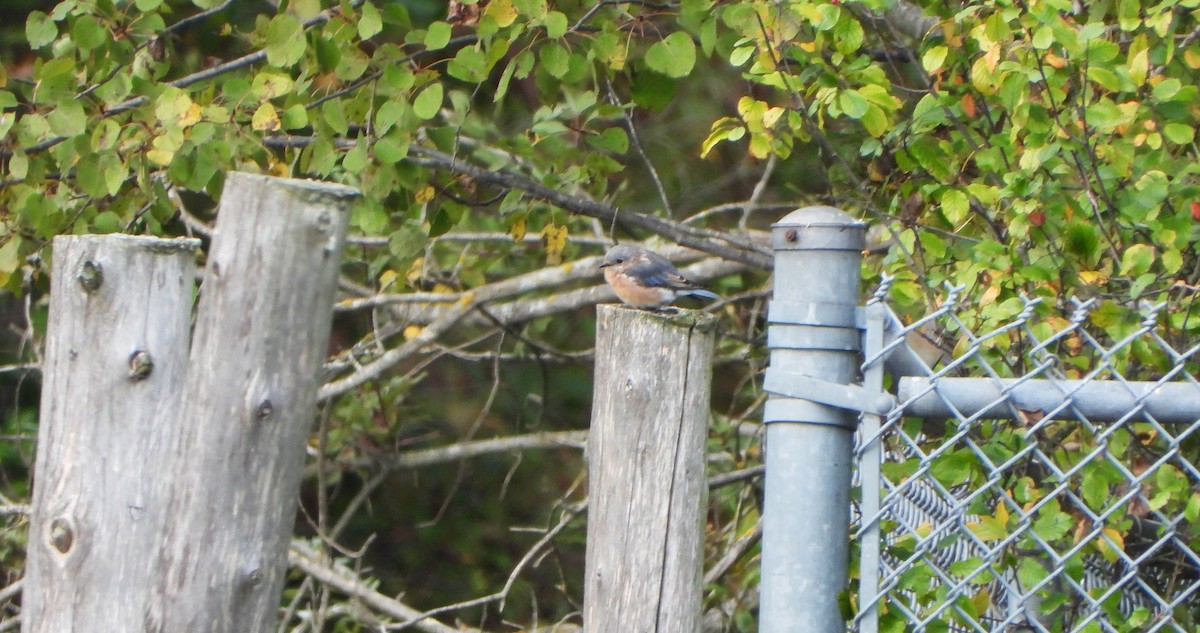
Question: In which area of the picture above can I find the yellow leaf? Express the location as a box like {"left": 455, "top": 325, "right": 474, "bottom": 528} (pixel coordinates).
{"left": 267, "top": 158, "right": 289, "bottom": 177}
{"left": 1128, "top": 46, "right": 1149, "bottom": 86}
{"left": 146, "top": 148, "right": 174, "bottom": 165}
{"left": 1096, "top": 527, "right": 1125, "bottom": 562}
{"left": 485, "top": 0, "right": 518, "bottom": 27}
{"left": 403, "top": 325, "right": 424, "bottom": 340}
{"left": 179, "top": 103, "right": 202, "bottom": 127}
{"left": 509, "top": 214, "right": 527, "bottom": 241}
{"left": 970, "top": 587, "right": 991, "bottom": 617}
{"left": 979, "top": 284, "right": 1002, "bottom": 308}
{"left": 415, "top": 185, "right": 435, "bottom": 204}
{"left": 251, "top": 102, "right": 280, "bottom": 132}
{"left": 379, "top": 269, "right": 398, "bottom": 290}
{"left": 406, "top": 257, "right": 425, "bottom": 285}
{"left": 1185, "top": 49, "right": 1200, "bottom": 69}
{"left": 541, "top": 223, "right": 568, "bottom": 264}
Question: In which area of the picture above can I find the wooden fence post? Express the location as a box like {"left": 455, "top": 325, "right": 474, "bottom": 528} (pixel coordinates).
{"left": 584, "top": 304, "right": 716, "bottom": 632}
{"left": 145, "top": 173, "right": 356, "bottom": 632}
{"left": 24, "top": 235, "right": 199, "bottom": 632}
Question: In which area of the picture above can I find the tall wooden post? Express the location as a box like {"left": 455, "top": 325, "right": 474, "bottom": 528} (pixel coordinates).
{"left": 24, "top": 173, "right": 356, "bottom": 633}
{"left": 584, "top": 305, "right": 716, "bottom": 632}
{"left": 147, "top": 173, "right": 355, "bottom": 632}
{"left": 24, "top": 235, "right": 199, "bottom": 632}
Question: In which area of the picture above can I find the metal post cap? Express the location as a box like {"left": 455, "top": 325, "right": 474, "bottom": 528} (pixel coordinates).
{"left": 772, "top": 206, "right": 866, "bottom": 251}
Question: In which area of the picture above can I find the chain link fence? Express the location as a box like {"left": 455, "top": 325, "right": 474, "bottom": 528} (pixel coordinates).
{"left": 853, "top": 284, "right": 1200, "bottom": 633}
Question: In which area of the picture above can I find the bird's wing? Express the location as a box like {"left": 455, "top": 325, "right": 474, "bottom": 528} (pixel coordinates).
{"left": 627, "top": 256, "right": 703, "bottom": 290}
{"left": 625, "top": 255, "right": 687, "bottom": 289}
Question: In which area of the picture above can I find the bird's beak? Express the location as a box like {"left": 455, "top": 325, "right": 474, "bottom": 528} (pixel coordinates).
{"left": 598, "top": 262, "right": 611, "bottom": 269}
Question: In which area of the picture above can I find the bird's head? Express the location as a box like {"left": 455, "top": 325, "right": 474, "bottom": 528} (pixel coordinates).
{"left": 599, "top": 244, "right": 639, "bottom": 269}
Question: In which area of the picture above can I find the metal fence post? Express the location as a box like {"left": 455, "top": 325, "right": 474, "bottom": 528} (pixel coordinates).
{"left": 760, "top": 206, "right": 865, "bottom": 632}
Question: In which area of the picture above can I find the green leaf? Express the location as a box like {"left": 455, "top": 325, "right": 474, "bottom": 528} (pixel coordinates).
{"left": 1120, "top": 243, "right": 1155, "bottom": 276}
{"left": 375, "top": 134, "right": 410, "bottom": 164}
{"left": 645, "top": 32, "right": 697, "bottom": 79}
{"left": 922, "top": 45, "right": 948, "bottom": 73}
{"left": 26, "top": 11, "right": 57, "bottom": 49}
{"left": 587, "top": 127, "right": 629, "bottom": 154}
{"left": 72, "top": 15, "right": 107, "bottom": 53}
{"left": 1081, "top": 470, "right": 1108, "bottom": 508}
{"left": 860, "top": 105, "right": 888, "bottom": 137}
{"left": 413, "top": 84, "right": 443, "bottom": 120}
{"left": 540, "top": 42, "right": 570, "bottom": 79}
{"left": 93, "top": 211, "right": 122, "bottom": 234}
{"left": 448, "top": 45, "right": 488, "bottom": 82}
{"left": 837, "top": 89, "right": 869, "bottom": 119}
{"left": 1163, "top": 122, "right": 1194, "bottom": 144}
{"left": 281, "top": 104, "right": 308, "bottom": 130}
{"left": 322, "top": 99, "right": 348, "bottom": 134}
{"left": 1152, "top": 78, "right": 1182, "bottom": 102}
{"left": 265, "top": 14, "right": 305, "bottom": 67}
{"left": 335, "top": 47, "right": 370, "bottom": 81}
{"left": 1163, "top": 248, "right": 1183, "bottom": 274}
{"left": 1086, "top": 67, "right": 1120, "bottom": 92}
{"left": 1186, "top": 493, "right": 1200, "bottom": 523}
{"left": 375, "top": 99, "right": 408, "bottom": 134}
{"left": 542, "top": 11, "right": 568, "bottom": 38}
{"left": 342, "top": 140, "right": 368, "bottom": 174}
{"left": 0, "top": 237, "right": 21, "bottom": 287}
{"left": 940, "top": 189, "right": 969, "bottom": 225}
{"left": 1031, "top": 505, "right": 1073, "bottom": 541}
{"left": 425, "top": 21, "right": 452, "bottom": 50}
{"left": 48, "top": 99, "right": 86, "bottom": 137}
{"left": 358, "top": 2, "right": 383, "bottom": 40}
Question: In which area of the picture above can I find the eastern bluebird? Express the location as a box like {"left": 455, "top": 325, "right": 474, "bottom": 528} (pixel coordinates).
{"left": 599, "top": 244, "right": 720, "bottom": 310}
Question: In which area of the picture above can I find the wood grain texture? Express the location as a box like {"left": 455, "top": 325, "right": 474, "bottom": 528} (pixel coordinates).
{"left": 146, "top": 173, "right": 356, "bottom": 633}
{"left": 584, "top": 304, "right": 716, "bottom": 633}
{"left": 24, "top": 235, "right": 199, "bottom": 633}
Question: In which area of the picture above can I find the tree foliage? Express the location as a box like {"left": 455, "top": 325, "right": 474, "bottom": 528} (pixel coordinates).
{"left": 3, "top": 0, "right": 1200, "bottom": 629}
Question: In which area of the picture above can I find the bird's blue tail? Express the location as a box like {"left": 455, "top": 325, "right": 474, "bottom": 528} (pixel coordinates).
{"left": 682, "top": 289, "right": 720, "bottom": 301}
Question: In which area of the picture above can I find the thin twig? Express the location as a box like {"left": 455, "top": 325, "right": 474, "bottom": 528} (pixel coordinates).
{"left": 288, "top": 541, "right": 464, "bottom": 633}
{"left": 703, "top": 522, "right": 763, "bottom": 585}
{"left": 606, "top": 79, "right": 673, "bottom": 217}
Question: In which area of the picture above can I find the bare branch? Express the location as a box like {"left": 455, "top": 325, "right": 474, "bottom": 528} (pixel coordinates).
{"left": 405, "top": 147, "right": 773, "bottom": 268}
{"left": 332, "top": 430, "right": 588, "bottom": 472}
{"left": 703, "top": 521, "right": 763, "bottom": 585}
{"left": 288, "top": 541, "right": 467, "bottom": 633}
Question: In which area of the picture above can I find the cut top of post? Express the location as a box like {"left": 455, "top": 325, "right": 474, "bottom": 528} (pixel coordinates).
{"left": 601, "top": 304, "right": 720, "bottom": 333}
{"left": 227, "top": 172, "right": 361, "bottom": 203}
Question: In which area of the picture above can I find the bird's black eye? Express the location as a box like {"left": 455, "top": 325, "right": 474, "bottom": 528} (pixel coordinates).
{"left": 613, "top": 258, "right": 624, "bottom": 264}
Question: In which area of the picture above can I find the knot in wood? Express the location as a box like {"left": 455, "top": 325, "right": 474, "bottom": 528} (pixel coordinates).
{"left": 315, "top": 211, "right": 333, "bottom": 232}
{"left": 48, "top": 517, "right": 74, "bottom": 554}
{"left": 128, "top": 350, "right": 154, "bottom": 381}
{"left": 254, "top": 399, "right": 274, "bottom": 421}
{"left": 77, "top": 260, "right": 103, "bottom": 292}
{"left": 243, "top": 566, "right": 264, "bottom": 588}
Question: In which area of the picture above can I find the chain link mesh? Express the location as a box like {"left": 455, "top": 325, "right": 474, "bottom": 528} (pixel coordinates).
{"left": 854, "top": 286, "right": 1200, "bottom": 633}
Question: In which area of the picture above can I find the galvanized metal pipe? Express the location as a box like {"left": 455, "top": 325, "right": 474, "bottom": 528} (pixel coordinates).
{"left": 759, "top": 207, "right": 865, "bottom": 633}
{"left": 898, "top": 376, "right": 1200, "bottom": 424}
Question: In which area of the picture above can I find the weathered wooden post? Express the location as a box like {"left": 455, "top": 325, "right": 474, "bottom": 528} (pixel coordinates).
{"left": 24, "top": 235, "right": 199, "bottom": 632}
{"left": 148, "top": 173, "right": 355, "bottom": 632}
{"left": 23, "top": 172, "right": 356, "bottom": 633}
{"left": 584, "top": 305, "right": 716, "bottom": 631}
